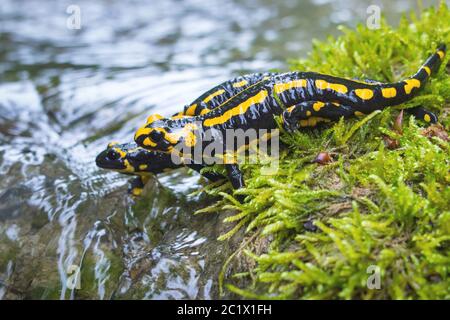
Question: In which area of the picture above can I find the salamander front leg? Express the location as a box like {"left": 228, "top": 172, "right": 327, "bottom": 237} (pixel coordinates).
{"left": 225, "top": 164, "right": 245, "bottom": 189}
{"left": 282, "top": 101, "right": 354, "bottom": 132}
{"left": 128, "top": 176, "right": 151, "bottom": 197}
{"left": 225, "top": 164, "right": 246, "bottom": 203}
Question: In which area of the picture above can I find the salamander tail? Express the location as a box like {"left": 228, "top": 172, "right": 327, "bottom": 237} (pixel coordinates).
{"left": 411, "top": 44, "right": 446, "bottom": 82}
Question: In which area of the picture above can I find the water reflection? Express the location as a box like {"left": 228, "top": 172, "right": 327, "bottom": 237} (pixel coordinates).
{"left": 0, "top": 0, "right": 439, "bottom": 299}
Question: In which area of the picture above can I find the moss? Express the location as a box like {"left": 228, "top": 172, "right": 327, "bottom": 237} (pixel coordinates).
{"left": 200, "top": 2, "right": 450, "bottom": 299}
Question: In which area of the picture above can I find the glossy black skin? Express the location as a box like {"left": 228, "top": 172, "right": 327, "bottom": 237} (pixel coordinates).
{"left": 95, "top": 142, "right": 224, "bottom": 193}
{"left": 178, "top": 72, "right": 277, "bottom": 115}
{"left": 95, "top": 142, "right": 180, "bottom": 174}
{"left": 95, "top": 73, "right": 276, "bottom": 195}
{"left": 135, "top": 45, "right": 446, "bottom": 195}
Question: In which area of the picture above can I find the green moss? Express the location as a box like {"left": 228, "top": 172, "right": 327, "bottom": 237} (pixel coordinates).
{"left": 201, "top": 2, "right": 450, "bottom": 299}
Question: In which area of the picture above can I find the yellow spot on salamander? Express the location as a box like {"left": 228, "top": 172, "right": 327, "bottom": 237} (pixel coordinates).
{"left": 274, "top": 79, "right": 307, "bottom": 94}
{"left": 171, "top": 113, "right": 185, "bottom": 120}
{"left": 354, "top": 111, "right": 365, "bottom": 116}
{"left": 203, "top": 89, "right": 225, "bottom": 104}
{"left": 200, "top": 108, "right": 211, "bottom": 115}
{"left": 131, "top": 187, "right": 142, "bottom": 196}
{"left": 299, "top": 117, "right": 330, "bottom": 127}
{"left": 203, "top": 90, "right": 269, "bottom": 127}
{"left": 422, "top": 66, "right": 431, "bottom": 76}
{"left": 182, "top": 123, "right": 198, "bottom": 147}
{"left": 354, "top": 89, "right": 374, "bottom": 100}
{"left": 315, "top": 79, "right": 348, "bottom": 94}
{"left": 184, "top": 132, "right": 196, "bottom": 147}
{"left": 313, "top": 101, "right": 325, "bottom": 112}
{"left": 146, "top": 114, "right": 163, "bottom": 124}
{"left": 114, "top": 148, "right": 127, "bottom": 158}
{"left": 404, "top": 79, "right": 421, "bottom": 94}
{"left": 437, "top": 50, "right": 445, "bottom": 60}
{"left": 424, "top": 114, "right": 431, "bottom": 122}
{"left": 299, "top": 120, "right": 308, "bottom": 127}
{"left": 232, "top": 80, "right": 248, "bottom": 88}
{"left": 160, "top": 129, "right": 180, "bottom": 145}
{"left": 143, "top": 137, "right": 157, "bottom": 147}
{"left": 186, "top": 104, "right": 197, "bottom": 116}
{"left": 135, "top": 127, "right": 151, "bottom": 140}
{"left": 107, "top": 141, "right": 119, "bottom": 148}
{"left": 124, "top": 160, "right": 134, "bottom": 172}
{"left": 139, "top": 164, "right": 148, "bottom": 170}
{"left": 306, "top": 111, "right": 311, "bottom": 116}
{"left": 381, "top": 87, "right": 397, "bottom": 98}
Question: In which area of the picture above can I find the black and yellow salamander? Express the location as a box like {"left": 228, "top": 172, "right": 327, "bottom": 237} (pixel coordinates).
{"left": 96, "top": 72, "right": 276, "bottom": 196}
{"left": 134, "top": 44, "right": 446, "bottom": 192}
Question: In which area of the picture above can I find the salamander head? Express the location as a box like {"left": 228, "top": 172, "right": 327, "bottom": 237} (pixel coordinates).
{"left": 134, "top": 114, "right": 195, "bottom": 152}
{"left": 95, "top": 141, "right": 179, "bottom": 174}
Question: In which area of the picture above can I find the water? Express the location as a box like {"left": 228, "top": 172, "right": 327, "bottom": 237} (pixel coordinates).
{"left": 0, "top": 0, "right": 439, "bottom": 299}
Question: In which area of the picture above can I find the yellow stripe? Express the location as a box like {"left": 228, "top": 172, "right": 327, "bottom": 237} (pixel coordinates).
{"left": 424, "top": 114, "right": 431, "bottom": 122}
{"left": 135, "top": 127, "right": 151, "bottom": 139}
{"left": 437, "top": 50, "right": 444, "bottom": 60}
{"left": 146, "top": 114, "right": 163, "bottom": 124}
{"left": 354, "top": 88, "right": 374, "bottom": 100}
{"left": 315, "top": 79, "right": 348, "bottom": 94}
{"left": 185, "top": 104, "right": 197, "bottom": 116}
{"left": 381, "top": 87, "right": 397, "bottom": 98}
{"left": 274, "top": 79, "right": 307, "bottom": 94}
{"left": 354, "top": 111, "right": 365, "bottom": 116}
{"left": 422, "top": 66, "right": 431, "bottom": 76}
{"left": 287, "top": 106, "right": 295, "bottom": 113}
{"left": 232, "top": 80, "right": 248, "bottom": 88}
{"left": 207, "top": 78, "right": 270, "bottom": 113}
{"left": 203, "top": 89, "right": 225, "bottom": 104}
{"left": 203, "top": 90, "right": 269, "bottom": 127}
{"left": 200, "top": 108, "right": 211, "bottom": 115}
{"left": 171, "top": 113, "right": 185, "bottom": 120}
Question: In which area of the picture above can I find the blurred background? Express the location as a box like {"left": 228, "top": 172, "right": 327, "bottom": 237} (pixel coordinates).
{"left": 0, "top": 0, "right": 441, "bottom": 299}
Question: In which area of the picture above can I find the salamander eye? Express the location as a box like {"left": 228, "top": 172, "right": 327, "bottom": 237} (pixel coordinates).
{"left": 149, "top": 130, "right": 164, "bottom": 143}
{"left": 106, "top": 149, "right": 120, "bottom": 160}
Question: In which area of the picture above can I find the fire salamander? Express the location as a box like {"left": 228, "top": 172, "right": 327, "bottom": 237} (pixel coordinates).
{"left": 134, "top": 44, "right": 446, "bottom": 194}
{"left": 96, "top": 73, "right": 275, "bottom": 196}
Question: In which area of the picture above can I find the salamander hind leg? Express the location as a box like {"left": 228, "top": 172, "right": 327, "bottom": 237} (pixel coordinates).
{"left": 405, "top": 106, "right": 438, "bottom": 124}
{"left": 282, "top": 101, "right": 354, "bottom": 132}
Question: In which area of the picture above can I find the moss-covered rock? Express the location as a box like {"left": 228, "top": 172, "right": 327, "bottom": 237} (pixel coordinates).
{"left": 204, "top": 2, "right": 450, "bottom": 299}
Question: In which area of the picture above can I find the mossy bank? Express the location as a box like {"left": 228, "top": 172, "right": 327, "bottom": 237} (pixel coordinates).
{"left": 199, "top": 3, "right": 450, "bottom": 299}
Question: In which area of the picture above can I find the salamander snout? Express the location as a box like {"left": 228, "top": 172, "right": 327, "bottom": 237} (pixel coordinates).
{"left": 95, "top": 143, "right": 127, "bottom": 170}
